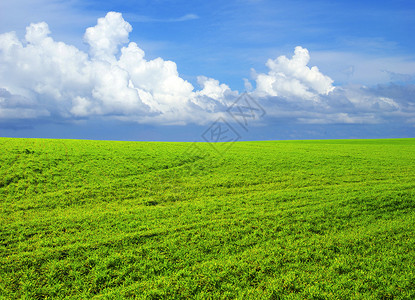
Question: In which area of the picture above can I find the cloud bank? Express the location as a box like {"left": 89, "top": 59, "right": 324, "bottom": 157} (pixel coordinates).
{"left": 0, "top": 12, "right": 236, "bottom": 125}
{"left": 0, "top": 12, "right": 414, "bottom": 127}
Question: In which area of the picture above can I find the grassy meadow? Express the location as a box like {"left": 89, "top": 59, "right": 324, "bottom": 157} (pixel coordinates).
{"left": 0, "top": 137, "right": 414, "bottom": 299}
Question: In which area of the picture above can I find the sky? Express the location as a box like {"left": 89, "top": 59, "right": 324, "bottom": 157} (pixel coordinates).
{"left": 0, "top": 0, "right": 414, "bottom": 141}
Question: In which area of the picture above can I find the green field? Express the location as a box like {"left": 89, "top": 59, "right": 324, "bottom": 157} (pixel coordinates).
{"left": 1, "top": 137, "right": 414, "bottom": 299}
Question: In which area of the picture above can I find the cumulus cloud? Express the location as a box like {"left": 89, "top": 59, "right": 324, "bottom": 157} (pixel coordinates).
{"left": 0, "top": 12, "right": 232, "bottom": 124}
{"left": 84, "top": 12, "right": 132, "bottom": 61}
{"left": 251, "top": 48, "right": 415, "bottom": 125}
{"left": 254, "top": 46, "right": 335, "bottom": 100}
{"left": 0, "top": 11, "right": 414, "bottom": 127}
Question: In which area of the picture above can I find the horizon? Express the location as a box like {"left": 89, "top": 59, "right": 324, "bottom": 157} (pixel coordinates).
{"left": 1, "top": 136, "right": 414, "bottom": 143}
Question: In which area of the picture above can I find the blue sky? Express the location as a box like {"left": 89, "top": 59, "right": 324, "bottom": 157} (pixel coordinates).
{"left": 0, "top": 0, "right": 414, "bottom": 141}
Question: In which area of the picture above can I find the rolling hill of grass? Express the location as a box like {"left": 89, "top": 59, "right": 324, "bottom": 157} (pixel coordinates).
{"left": 1, "top": 137, "right": 414, "bottom": 299}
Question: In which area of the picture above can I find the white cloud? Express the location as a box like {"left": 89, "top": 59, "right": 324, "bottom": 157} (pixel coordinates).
{"left": 84, "top": 12, "right": 132, "bottom": 62}
{"left": 195, "top": 76, "right": 236, "bottom": 106}
{"left": 250, "top": 47, "right": 415, "bottom": 125}
{"left": 25, "top": 22, "right": 51, "bottom": 44}
{"left": 0, "top": 12, "right": 233, "bottom": 123}
{"left": 0, "top": 12, "right": 414, "bottom": 127}
{"left": 253, "top": 46, "right": 335, "bottom": 100}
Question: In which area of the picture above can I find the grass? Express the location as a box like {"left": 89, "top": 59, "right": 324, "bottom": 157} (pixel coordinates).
{"left": 0, "top": 137, "right": 414, "bottom": 299}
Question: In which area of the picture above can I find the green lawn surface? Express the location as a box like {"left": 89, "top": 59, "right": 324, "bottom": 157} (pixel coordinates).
{"left": 0, "top": 137, "right": 414, "bottom": 299}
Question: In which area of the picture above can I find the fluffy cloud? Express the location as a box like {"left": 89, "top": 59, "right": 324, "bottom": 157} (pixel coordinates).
{"left": 84, "top": 12, "right": 132, "bottom": 62}
{"left": 0, "top": 12, "right": 414, "bottom": 127}
{"left": 251, "top": 48, "right": 414, "bottom": 125}
{"left": 254, "top": 46, "right": 335, "bottom": 100}
{"left": 0, "top": 12, "right": 231, "bottom": 124}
